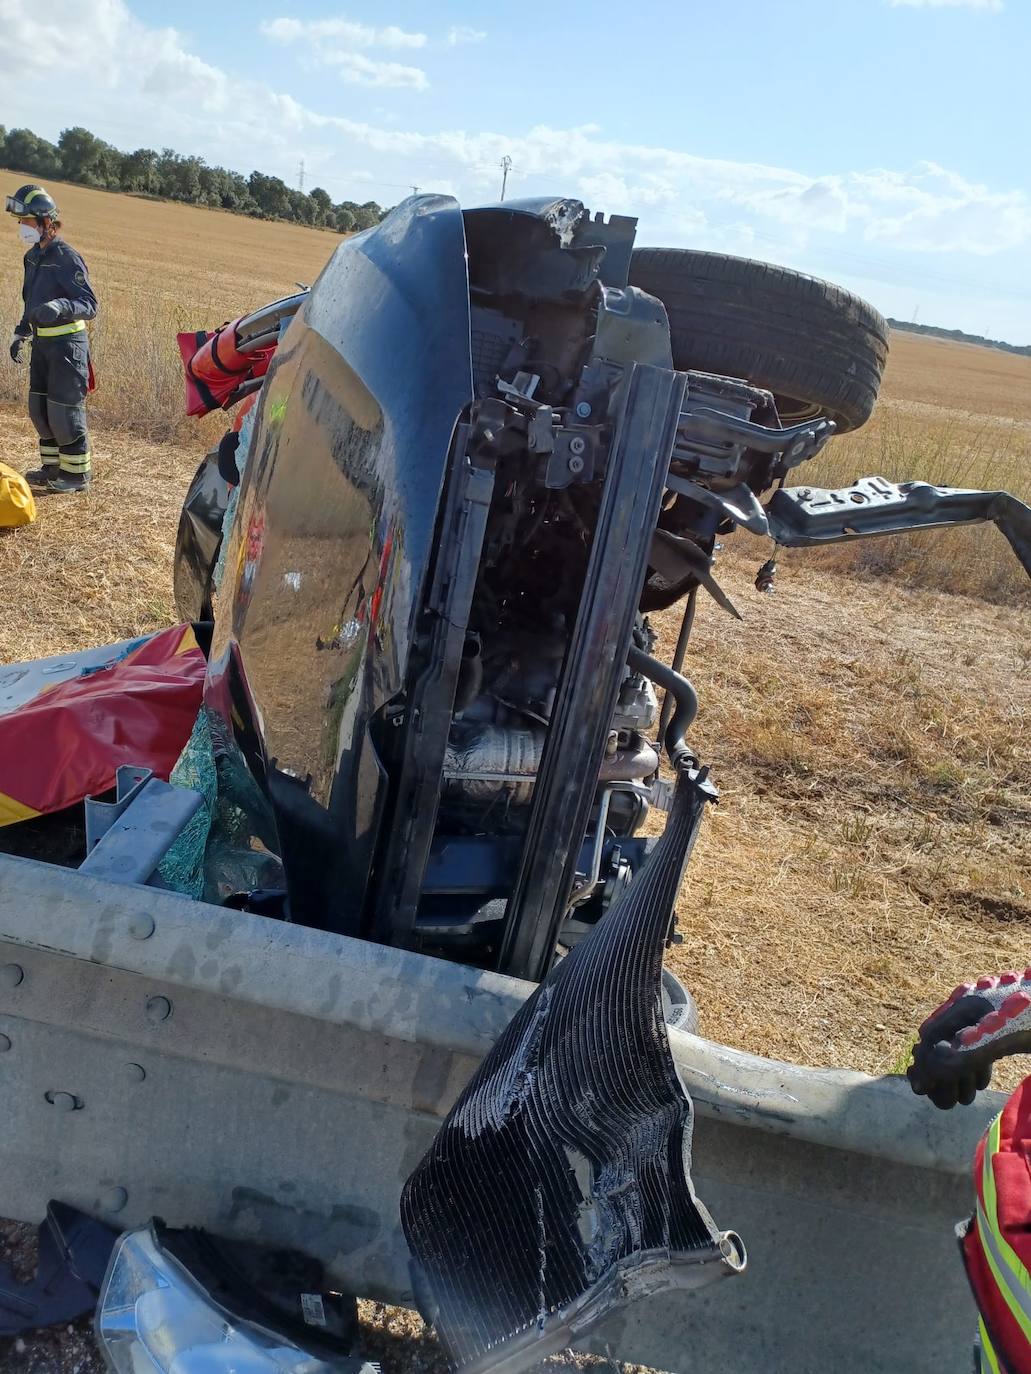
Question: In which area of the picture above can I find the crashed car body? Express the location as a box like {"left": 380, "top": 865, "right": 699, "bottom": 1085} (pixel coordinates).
{"left": 2, "top": 194, "right": 1030, "bottom": 1373}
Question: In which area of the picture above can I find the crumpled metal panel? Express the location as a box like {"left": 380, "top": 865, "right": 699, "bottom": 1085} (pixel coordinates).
{"left": 401, "top": 765, "right": 744, "bottom": 1374}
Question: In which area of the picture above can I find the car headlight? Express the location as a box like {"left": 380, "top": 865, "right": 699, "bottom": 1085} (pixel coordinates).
{"left": 95, "top": 1224, "right": 369, "bottom": 1373}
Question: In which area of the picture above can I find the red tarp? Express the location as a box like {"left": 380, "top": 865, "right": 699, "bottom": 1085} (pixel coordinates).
{"left": 0, "top": 623, "right": 205, "bottom": 826}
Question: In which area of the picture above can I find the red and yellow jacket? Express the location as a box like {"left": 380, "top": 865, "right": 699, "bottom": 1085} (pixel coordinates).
{"left": 964, "top": 1077, "right": 1031, "bottom": 1373}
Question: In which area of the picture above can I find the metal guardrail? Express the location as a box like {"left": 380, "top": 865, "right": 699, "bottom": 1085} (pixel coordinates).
{"left": 0, "top": 853, "right": 999, "bottom": 1371}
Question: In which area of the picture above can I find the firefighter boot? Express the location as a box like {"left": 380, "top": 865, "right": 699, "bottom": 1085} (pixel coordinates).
{"left": 45, "top": 470, "right": 91, "bottom": 494}
{"left": 24, "top": 443, "right": 60, "bottom": 491}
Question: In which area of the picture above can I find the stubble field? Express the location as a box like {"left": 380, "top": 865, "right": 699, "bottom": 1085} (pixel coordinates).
{"left": 0, "top": 173, "right": 1029, "bottom": 1371}
{"left": 0, "top": 170, "right": 1028, "bottom": 1071}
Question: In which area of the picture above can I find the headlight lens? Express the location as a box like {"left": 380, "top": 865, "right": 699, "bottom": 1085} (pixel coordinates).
{"left": 95, "top": 1225, "right": 359, "bottom": 1373}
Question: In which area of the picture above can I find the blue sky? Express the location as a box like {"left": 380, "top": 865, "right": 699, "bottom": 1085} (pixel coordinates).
{"left": 3, "top": 0, "right": 1029, "bottom": 340}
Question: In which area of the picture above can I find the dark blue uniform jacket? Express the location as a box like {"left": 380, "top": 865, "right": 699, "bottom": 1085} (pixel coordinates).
{"left": 16, "top": 238, "right": 98, "bottom": 336}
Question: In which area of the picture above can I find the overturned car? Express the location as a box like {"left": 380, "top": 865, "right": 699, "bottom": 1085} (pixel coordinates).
{"left": 2, "top": 195, "right": 1030, "bottom": 1373}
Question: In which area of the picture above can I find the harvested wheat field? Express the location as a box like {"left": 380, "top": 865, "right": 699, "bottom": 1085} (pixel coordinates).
{"left": 0, "top": 168, "right": 339, "bottom": 443}
{"left": 1, "top": 411, "right": 1027, "bottom": 1088}
{"left": 0, "top": 173, "right": 1029, "bottom": 1067}
{"left": 0, "top": 176, "right": 1029, "bottom": 1372}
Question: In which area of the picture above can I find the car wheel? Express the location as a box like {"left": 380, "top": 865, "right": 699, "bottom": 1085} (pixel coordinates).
{"left": 628, "top": 247, "right": 889, "bottom": 432}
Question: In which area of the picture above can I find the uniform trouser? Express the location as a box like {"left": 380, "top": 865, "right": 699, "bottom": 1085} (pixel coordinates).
{"left": 27, "top": 334, "right": 91, "bottom": 477}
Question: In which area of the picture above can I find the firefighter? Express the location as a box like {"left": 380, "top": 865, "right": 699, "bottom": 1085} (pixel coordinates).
{"left": 910, "top": 972, "right": 1031, "bottom": 1372}
{"left": 6, "top": 184, "right": 97, "bottom": 493}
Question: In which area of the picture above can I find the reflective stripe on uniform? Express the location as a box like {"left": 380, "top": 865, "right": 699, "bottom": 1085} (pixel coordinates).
{"left": 22, "top": 188, "right": 45, "bottom": 206}
{"left": 975, "top": 1110, "right": 1031, "bottom": 1356}
{"left": 982, "top": 1115, "right": 1031, "bottom": 1302}
{"left": 979, "top": 1318, "right": 1002, "bottom": 1374}
{"left": 36, "top": 320, "right": 86, "bottom": 337}
{"left": 38, "top": 444, "right": 59, "bottom": 457}
{"left": 58, "top": 451, "right": 91, "bottom": 474}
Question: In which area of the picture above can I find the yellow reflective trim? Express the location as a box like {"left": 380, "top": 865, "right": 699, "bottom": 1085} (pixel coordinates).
{"left": 23, "top": 188, "right": 44, "bottom": 205}
{"left": 983, "top": 1112, "right": 1001, "bottom": 1217}
{"left": 978, "top": 1318, "right": 1002, "bottom": 1374}
{"left": 976, "top": 1203, "right": 1031, "bottom": 1344}
{"left": 981, "top": 1114, "right": 1031, "bottom": 1300}
{"left": 0, "top": 792, "right": 39, "bottom": 827}
{"left": 59, "top": 454, "right": 91, "bottom": 473}
{"left": 36, "top": 320, "right": 86, "bottom": 338}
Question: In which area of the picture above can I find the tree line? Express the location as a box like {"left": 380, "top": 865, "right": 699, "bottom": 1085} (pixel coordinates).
{"left": 887, "top": 318, "right": 1029, "bottom": 357}
{"left": 0, "top": 124, "right": 387, "bottom": 233}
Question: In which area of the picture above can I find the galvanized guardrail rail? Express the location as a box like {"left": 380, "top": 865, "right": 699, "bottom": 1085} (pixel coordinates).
{"left": 0, "top": 853, "right": 998, "bottom": 1372}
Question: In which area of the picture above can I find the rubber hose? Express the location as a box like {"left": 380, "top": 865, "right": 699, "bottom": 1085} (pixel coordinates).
{"left": 626, "top": 645, "right": 698, "bottom": 765}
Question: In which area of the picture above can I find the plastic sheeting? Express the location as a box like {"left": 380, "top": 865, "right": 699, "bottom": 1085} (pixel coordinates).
{"left": 0, "top": 624, "right": 205, "bottom": 827}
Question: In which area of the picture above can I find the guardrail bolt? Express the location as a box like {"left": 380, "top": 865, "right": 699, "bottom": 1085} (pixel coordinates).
{"left": 145, "top": 996, "right": 172, "bottom": 1025}
{"left": 0, "top": 1034, "right": 11, "bottom": 1053}
{"left": 0, "top": 964, "right": 24, "bottom": 989}
{"left": 100, "top": 1187, "right": 128, "bottom": 1214}
{"left": 44, "top": 1091, "right": 82, "bottom": 1112}
{"left": 129, "top": 913, "right": 155, "bottom": 940}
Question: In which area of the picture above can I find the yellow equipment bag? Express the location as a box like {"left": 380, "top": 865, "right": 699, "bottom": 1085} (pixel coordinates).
{"left": 0, "top": 463, "right": 37, "bottom": 529}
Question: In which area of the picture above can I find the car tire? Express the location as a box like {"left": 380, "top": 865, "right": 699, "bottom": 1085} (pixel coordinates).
{"left": 628, "top": 247, "right": 889, "bottom": 432}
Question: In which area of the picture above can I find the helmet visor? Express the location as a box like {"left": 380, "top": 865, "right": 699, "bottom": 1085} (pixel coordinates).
{"left": 5, "top": 192, "right": 54, "bottom": 218}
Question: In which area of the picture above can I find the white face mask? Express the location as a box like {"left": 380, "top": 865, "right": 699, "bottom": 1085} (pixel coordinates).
{"left": 18, "top": 224, "right": 41, "bottom": 247}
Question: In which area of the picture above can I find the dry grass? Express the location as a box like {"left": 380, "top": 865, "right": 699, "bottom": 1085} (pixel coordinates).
{"left": 0, "top": 198, "right": 1030, "bottom": 1372}
{"left": 0, "top": 168, "right": 338, "bottom": 443}
{"left": 0, "top": 411, "right": 197, "bottom": 662}
{"left": 1, "top": 181, "right": 1029, "bottom": 1088}
{"left": 656, "top": 552, "right": 1030, "bottom": 1086}
{"left": 2, "top": 173, "right": 1028, "bottom": 598}
{"left": 880, "top": 330, "right": 1031, "bottom": 422}
{"left": 2, "top": 399, "right": 1027, "bottom": 1088}
{"left": 763, "top": 329, "right": 1031, "bottom": 602}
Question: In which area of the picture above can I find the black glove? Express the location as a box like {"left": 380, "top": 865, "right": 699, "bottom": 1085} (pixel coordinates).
{"left": 908, "top": 971, "right": 1031, "bottom": 1109}
{"left": 9, "top": 331, "right": 28, "bottom": 363}
{"left": 30, "top": 300, "right": 62, "bottom": 327}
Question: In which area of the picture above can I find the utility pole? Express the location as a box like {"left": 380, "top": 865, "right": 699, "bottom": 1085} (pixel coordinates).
{"left": 411, "top": 184, "right": 421, "bottom": 196}
{"left": 500, "top": 155, "right": 512, "bottom": 202}
{"left": 297, "top": 158, "right": 305, "bottom": 193}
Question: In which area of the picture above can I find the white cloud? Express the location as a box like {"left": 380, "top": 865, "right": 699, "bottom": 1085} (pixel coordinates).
{"left": 259, "top": 15, "right": 429, "bottom": 89}
{"left": 888, "top": 0, "right": 1002, "bottom": 10}
{"left": 325, "top": 52, "right": 428, "bottom": 90}
{"left": 260, "top": 17, "right": 427, "bottom": 49}
{"left": 447, "top": 25, "right": 487, "bottom": 45}
{"left": 1, "top": 0, "right": 1027, "bottom": 336}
